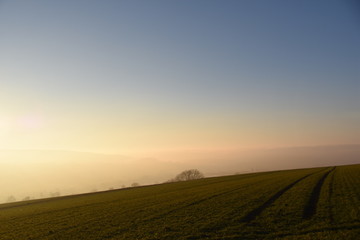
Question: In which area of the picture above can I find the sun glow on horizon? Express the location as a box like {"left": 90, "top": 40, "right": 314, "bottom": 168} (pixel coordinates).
{"left": 0, "top": 114, "right": 44, "bottom": 131}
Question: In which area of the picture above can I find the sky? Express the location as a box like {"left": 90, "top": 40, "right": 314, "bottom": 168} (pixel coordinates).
{"left": 0, "top": 0, "right": 359, "bottom": 156}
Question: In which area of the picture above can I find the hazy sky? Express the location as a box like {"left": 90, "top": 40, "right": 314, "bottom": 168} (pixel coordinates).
{"left": 0, "top": 0, "right": 359, "bottom": 155}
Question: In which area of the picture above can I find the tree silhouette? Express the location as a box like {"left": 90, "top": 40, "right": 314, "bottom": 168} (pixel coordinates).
{"left": 174, "top": 169, "right": 204, "bottom": 181}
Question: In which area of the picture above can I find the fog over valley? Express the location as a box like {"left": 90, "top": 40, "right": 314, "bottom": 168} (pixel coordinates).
{"left": 1, "top": 144, "right": 359, "bottom": 203}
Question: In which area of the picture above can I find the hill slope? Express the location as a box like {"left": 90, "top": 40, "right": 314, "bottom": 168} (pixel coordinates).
{"left": 1, "top": 164, "right": 359, "bottom": 240}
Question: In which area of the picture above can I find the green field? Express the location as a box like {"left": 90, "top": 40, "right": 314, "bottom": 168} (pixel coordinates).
{"left": 1, "top": 164, "right": 359, "bottom": 240}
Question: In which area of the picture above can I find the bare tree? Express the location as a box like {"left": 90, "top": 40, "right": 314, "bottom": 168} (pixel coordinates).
{"left": 174, "top": 169, "right": 204, "bottom": 182}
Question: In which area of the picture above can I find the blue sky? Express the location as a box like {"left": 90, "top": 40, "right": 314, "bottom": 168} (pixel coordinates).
{"left": 0, "top": 0, "right": 359, "bottom": 153}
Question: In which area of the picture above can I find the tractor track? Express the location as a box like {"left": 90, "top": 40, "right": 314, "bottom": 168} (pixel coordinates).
{"left": 303, "top": 167, "right": 336, "bottom": 219}
{"left": 241, "top": 168, "right": 328, "bottom": 222}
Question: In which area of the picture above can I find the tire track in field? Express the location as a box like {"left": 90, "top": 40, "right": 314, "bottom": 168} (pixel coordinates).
{"left": 328, "top": 168, "right": 335, "bottom": 224}
{"left": 303, "top": 167, "right": 336, "bottom": 219}
{"left": 145, "top": 172, "right": 280, "bottom": 221}
{"left": 241, "top": 169, "right": 327, "bottom": 223}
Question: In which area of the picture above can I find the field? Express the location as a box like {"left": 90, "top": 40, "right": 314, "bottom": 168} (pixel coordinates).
{"left": 0, "top": 164, "right": 359, "bottom": 240}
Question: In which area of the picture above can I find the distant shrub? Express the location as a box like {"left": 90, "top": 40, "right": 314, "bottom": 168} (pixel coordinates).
{"left": 6, "top": 195, "right": 16, "bottom": 203}
{"left": 22, "top": 196, "right": 31, "bottom": 201}
{"left": 50, "top": 192, "right": 61, "bottom": 197}
{"left": 131, "top": 182, "right": 140, "bottom": 187}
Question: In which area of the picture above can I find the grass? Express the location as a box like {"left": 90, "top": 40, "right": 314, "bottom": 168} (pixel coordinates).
{"left": 0, "top": 164, "right": 359, "bottom": 239}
